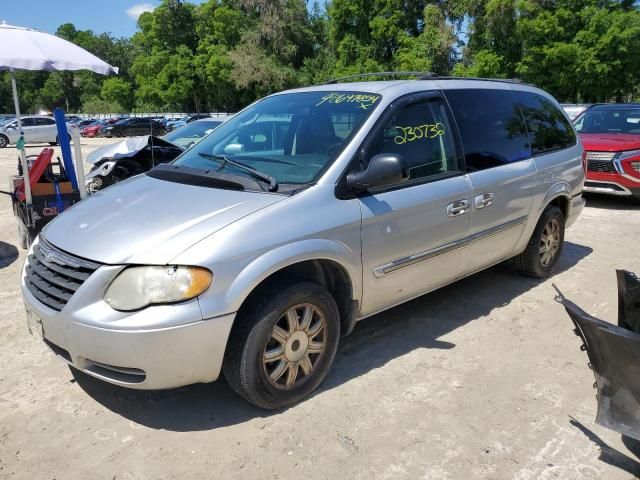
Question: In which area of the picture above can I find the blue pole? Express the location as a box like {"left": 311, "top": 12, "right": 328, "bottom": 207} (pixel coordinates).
{"left": 53, "top": 108, "right": 78, "bottom": 191}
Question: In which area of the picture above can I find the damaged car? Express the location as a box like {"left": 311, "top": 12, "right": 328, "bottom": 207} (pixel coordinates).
{"left": 85, "top": 136, "right": 183, "bottom": 193}
{"left": 85, "top": 118, "right": 228, "bottom": 193}
{"left": 557, "top": 270, "right": 640, "bottom": 441}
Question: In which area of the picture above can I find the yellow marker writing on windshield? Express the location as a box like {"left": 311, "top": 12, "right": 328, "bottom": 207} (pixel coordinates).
{"left": 394, "top": 123, "right": 445, "bottom": 145}
{"left": 316, "top": 93, "right": 380, "bottom": 110}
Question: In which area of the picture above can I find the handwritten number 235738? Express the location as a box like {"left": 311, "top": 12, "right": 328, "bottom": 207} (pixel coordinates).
{"left": 394, "top": 123, "right": 445, "bottom": 145}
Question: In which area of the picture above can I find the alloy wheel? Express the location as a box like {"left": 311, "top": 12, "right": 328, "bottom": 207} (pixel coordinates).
{"left": 539, "top": 218, "right": 561, "bottom": 266}
{"left": 262, "top": 303, "right": 327, "bottom": 390}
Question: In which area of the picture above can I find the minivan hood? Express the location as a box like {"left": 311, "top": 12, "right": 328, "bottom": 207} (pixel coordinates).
{"left": 42, "top": 175, "right": 284, "bottom": 264}
{"left": 579, "top": 132, "right": 640, "bottom": 152}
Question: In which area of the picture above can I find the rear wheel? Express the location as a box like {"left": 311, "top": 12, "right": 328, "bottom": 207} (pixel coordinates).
{"left": 514, "top": 205, "right": 565, "bottom": 278}
{"left": 223, "top": 281, "right": 340, "bottom": 409}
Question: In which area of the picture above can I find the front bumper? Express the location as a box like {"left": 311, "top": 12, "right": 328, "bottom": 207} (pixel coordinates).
{"left": 585, "top": 170, "right": 640, "bottom": 197}
{"left": 559, "top": 270, "right": 640, "bottom": 441}
{"left": 21, "top": 266, "right": 235, "bottom": 390}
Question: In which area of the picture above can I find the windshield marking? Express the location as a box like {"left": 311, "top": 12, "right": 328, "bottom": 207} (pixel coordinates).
{"left": 315, "top": 93, "right": 380, "bottom": 110}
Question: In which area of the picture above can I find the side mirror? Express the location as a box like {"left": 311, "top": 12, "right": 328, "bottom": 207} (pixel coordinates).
{"left": 224, "top": 143, "right": 244, "bottom": 154}
{"left": 347, "top": 153, "right": 409, "bottom": 193}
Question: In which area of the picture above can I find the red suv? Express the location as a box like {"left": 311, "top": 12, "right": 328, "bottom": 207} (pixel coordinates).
{"left": 575, "top": 104, "right": 640, "bottom": 199}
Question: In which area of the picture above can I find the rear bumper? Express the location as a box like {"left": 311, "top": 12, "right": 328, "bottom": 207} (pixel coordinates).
{"left": 566, "top": 194, "right": 585, "bottom": 228}
{"left": 21, "top": 274, "right": 235, "bottom": 390}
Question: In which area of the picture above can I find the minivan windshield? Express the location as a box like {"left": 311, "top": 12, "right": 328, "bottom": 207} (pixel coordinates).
{"left": 574, "top": 106, "right": 640, "bottom": 134}
{"left": 172, "top": 91, "right": 381, "bottom": 186}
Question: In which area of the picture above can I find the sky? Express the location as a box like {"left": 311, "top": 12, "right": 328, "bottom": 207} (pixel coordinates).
{"left": 1, "top": 0, "right": 205, "bottom": 38}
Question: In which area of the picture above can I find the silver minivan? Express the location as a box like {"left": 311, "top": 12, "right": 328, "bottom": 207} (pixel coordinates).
{"left": 21, "top": 76, "right": 585, "bottom": 408}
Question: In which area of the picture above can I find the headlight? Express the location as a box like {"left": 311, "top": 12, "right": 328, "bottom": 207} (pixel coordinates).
{"left": 105, "top": 266, "right": 212, "bottom": 311}
{"left": 617, "top": 149, "right": 640, "bottom": 160}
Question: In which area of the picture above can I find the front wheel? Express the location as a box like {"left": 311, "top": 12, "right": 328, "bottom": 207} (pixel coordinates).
{"left": 0, "top": 134, "right": 8, "bottom": 148}
{"left": 514, "top": 205, "right": 565, "bottom": 278}
{"left": 223, "top": 281, "right": 341, "bottom": 409}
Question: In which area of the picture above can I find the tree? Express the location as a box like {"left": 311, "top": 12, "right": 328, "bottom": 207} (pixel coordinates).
{"left": 37, "top": 72, "right": 78, "bottom": 112}
{"left": 101, "top": 78, "right": 134, "bottom": 110}
{"left": 81, "top": 96, "right": 123, "bottom": 114}
{"left": 6, "top": 0, "right": 640, "bottom": 115}
{"left": 394, "top": 5, "right": 457, "bottom": 74}
{"left": 229, "top": 0, "right": 315, "bottom": 94}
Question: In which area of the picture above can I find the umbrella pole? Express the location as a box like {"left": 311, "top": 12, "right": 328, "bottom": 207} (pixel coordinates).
{"left": 70, "top": 127, "right": 87, "bottom": 199}
{"left": 10, "top": 68, "right": 33, "bottom": 208}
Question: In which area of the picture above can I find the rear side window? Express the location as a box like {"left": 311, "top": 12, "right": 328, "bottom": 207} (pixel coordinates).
{"left": 36, "top": 118, "right": 55, "bottom": 126}
{"left": 445, "top": 89, "right": 530, "bottom": 171}
{"left": 22, "top": 118, "right": 35, "bottom": 127}
{"left": 513, "top": 91, "right": 576, "bottom": 155}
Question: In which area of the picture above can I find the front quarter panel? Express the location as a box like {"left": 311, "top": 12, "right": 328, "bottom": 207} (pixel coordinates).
{"left": 171, "top": 185, "right": 363, "bottom": 318}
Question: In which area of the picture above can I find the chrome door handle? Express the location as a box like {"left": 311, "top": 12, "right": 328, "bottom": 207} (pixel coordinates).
{"left": 474, "top": 193, "right": 494, "bottom": 209}
{"left": 447, "top": 199, "right": 470, "bottom": 217}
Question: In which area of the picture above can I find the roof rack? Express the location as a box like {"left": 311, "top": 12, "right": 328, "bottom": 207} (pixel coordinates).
{"left": 324, "top": 71, "right": 437, "bottom": 84}
{"left": 322, "top": 72, "right": 528, "bottom": 86}
{"left": 435, "top": 76, "right": 526, "bottom": 85}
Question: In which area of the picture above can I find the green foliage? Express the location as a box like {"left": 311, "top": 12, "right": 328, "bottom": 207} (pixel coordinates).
{"left": 453, "top": 50, "right": 506, "bottom": 78}
{"left": 101, "top": 78, "right": 133, "bottom": 110}
{"left": 4, "top": 0, "right": 640, "bottom": 115}
{"left": 394, "top": 5, "right": 457, "bottom": 74}
{"left": 466, "top": 0, "right": 640, "bottom": 101}
{"left": 81, "top": 96, "right": 123, "bottom": 114}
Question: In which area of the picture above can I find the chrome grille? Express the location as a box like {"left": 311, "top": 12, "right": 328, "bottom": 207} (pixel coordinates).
{"left": 585, "top": 151, "right": 616, "bottom": 161}
{"left": 25, "top": 238, "right": 101, "bottom": 311}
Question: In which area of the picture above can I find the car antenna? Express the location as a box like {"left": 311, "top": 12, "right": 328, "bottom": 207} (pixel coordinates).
{"left": 149, "top": 115, "right": 155, "bottom": 168}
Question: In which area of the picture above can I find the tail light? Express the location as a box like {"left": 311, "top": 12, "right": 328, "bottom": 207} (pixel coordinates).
{"left": 581, "top": 150, "right": 588, "bottom": 174}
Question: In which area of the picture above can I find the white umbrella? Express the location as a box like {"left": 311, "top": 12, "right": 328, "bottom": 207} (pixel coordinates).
{"left": 0, "top": 21, "right": 118, "bottom": 205}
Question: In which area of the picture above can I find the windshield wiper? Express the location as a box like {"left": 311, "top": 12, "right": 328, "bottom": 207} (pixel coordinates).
{"left": 198, "top": 153, "right": 278, "bottom": 192}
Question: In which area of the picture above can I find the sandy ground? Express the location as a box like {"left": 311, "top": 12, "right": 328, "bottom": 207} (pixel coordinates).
{"left": 0, "top": 138, "right": 640, "bottom": 479}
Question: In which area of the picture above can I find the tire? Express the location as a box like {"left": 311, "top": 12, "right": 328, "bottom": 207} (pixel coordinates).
{"left": 223, "top": 280, "right": 341, "bottom": 409}
{"left": 0, "top": 134, "right": 8, "bottom": 148}
{"left": 514, "top": 205, "right": 565, "bottom": 278}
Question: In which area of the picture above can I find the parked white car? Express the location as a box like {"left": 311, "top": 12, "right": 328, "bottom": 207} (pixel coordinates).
{"left": 0, "top": 116, "right": 65, "bottom": 148}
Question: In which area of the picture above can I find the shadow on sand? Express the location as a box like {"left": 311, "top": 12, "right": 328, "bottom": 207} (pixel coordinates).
{"left": 0, "top": 241, "right": 19, "bottom": 268}
{"left": 73, "top": 241, "right": 593, "bottom": 431}
{"left": 570, "top": 417, "right": 640, "bottom": 477}
{"left": 584, "top": 192, "right": 640, "bottom": 211}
